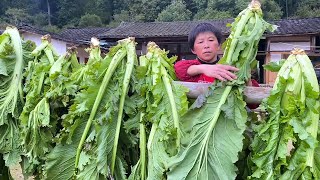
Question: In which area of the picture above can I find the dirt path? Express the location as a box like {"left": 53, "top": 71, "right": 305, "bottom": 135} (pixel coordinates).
{"left": 9, "top": 164, "right": 23, "bottom": 180}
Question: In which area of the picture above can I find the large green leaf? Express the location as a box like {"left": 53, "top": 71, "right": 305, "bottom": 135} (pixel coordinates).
{"left": 0, "top": 27, "right": 24, "bottom": 125}
{"left": 21, "top": 98, "right": 52, "bottom": 174}
{"left": 0, "top": 28, "right": 34, "bottom": 168}
{"left": 0, "top": 118, "right": 21, "bottom": 167}
{"left": 168, "top": 86, "right": 247, "bottom": 179}
{"left": 313, "top": 146, "right": 320, "bottom": 178}
{"left": 43, "top": 119, "right": 86, "bottom": 180}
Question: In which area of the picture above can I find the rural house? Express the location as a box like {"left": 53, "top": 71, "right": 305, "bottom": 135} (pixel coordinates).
{"left": 98, "top": 17, "right": 320, "bottom": 84}
{"left": 59, "top": 27, "right": 112, "bottom": 63}
{"left": 2, "top": 18, "right": 320, "bottom": 84}
{"left": 18, "top": 25, "right": 112, "bottom": 64}
{"left": 265, "top": 17, "right": 320, "bottom": 84}
{"left": 18, "top": 24, "right": 74, "bottom": 56}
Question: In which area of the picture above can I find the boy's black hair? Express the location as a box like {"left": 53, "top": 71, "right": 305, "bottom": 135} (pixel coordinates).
{"left": 188, "top": 23, "right": 223, "bottom": 50}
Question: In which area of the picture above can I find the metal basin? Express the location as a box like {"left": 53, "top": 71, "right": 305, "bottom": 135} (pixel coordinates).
{"left": 173, "top": 81, "right": 272, "bottom": 104}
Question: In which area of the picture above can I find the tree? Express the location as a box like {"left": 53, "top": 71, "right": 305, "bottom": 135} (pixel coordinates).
{"left": 259, "top": 0, "right": 283, "bottom": 20}
{"left": 184, "top": 0, "right": 198, "bottom": 18}
{"left": 192, "top": 0, "right": 234, "bottom": 20}
{"left": 192, "top": 0, "right": 209, "bottom": 12}
{"left": 84, "top": 0, "right": 113, "bottom": 24}
{"left": 0, "top": 0, "right": 10, "bottom": 16}
{"left": 111, "top": 9, "right": 144, "bottom": 25}
{"left": 139, "top": 0, "right": 171, "bottom": 22}
{"left": 112, "top": 0, "right": 128, "bottom": 14}
{"left": 5, "top": 8, "right": 31, "bottom": 25}
{"left": 207, "top": 0, "right": 236, "bottom": 12}
{"left": 129, "top": 0, "right": 149, "bottom": 22}
{"left": 193, "top": 0, "right": 282, "bottom": 20}
{"left": 277, "top": 0, "right": 298, "bottom": 18}
{"left": 46, "top": 0, "right": 52, "bottom": 25}
{"left": 193, "top": 8, "right": 233, "bottom": 20}
{"left": 295, "top": 0, "right": 320, "bottom": 18}
{"left": 37, "top": 0, "right": 59, "bottom": 26}
{"left": 56, "top": 0, "right": 87, "bottom": 27}
{"left": 78, "top": 14, "right": 103, "bottom": 27}
{"left": 31, "top": 12, "right": 48, "bottom": 27}
{"left": 0, "top": 0, "right": 318, "bottom": 29}
{"left": 43, "top": 25, "right": 61, "bottom": 33}
{"left": 108, "top": 0, "right": 147, "bottom": 25}
{"left": 157, "top": 0, "right": 192, "bottom": 22}
{"left": 109, "top": 10, "right": 131, "bottom": 26}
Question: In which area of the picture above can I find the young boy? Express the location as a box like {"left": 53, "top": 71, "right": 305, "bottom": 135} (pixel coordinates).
{"left": 174, "top": 23, "right": 239, "bottom": 83}
{"left": 175, "top": 23, "right": 260, "bottom": 108}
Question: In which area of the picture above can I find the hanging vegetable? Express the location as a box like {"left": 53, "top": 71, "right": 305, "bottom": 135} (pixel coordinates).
{"left": 250, "top": 48, "right": 320, "bottom": 179}
{"left": 167, "top": 0, "right": 275, "bottom": 179}
{"left": 0, "top": 27, "right": 34, "bottom": 169}
{"left": 128, "top": 42, "right": 189, "bottom": 180}
{"left": 20, "top": 35, "right": 81, "bottom": 177}
{"left": 43, "top": 37, "right": 138, "bottom": 180}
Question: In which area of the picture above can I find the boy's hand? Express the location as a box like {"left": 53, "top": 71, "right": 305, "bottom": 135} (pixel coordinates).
{"left": 188, "top": 64, "right": 239, "bottom": 81}
{"left": 202, "top": 64, "right": 238, "bottom": 81}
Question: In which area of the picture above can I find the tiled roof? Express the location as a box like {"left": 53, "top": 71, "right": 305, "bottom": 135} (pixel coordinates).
{"left": 99, "top": 19, "right": 234, "bottom": 39}
{"left": 18, "top": 24, "right": 74, "bottom": 43}
{"left": 99, "top": 17, "right": 320, "bottom": 39}
{"left": 18, "top": 25, "right": 112, "bottom": 45}
{"left": 59, "top": 27, "right": 112, "bottom": 43}
{"left": 270, "top": 17, "right": 320, "bottom": 36}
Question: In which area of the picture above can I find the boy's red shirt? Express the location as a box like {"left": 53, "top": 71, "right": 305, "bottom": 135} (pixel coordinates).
{"left": 174, "top": 59, "right": 215, "bottom": 83}
{"left": 174, "top": 59, "right": 260, "bottom": 109}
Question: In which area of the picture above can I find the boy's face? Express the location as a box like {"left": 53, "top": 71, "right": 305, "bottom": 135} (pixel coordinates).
{"left": 192, "top": 31, "right": 220, "bottom": 63}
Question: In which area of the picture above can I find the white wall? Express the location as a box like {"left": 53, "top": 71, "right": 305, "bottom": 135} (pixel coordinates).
{"left": 21, "top": 32, "right": 67, "bottom": 55}
{"left": 266, "top": 41, "right": 311, "bottom": 84}
{"left": 270, "top": 54, "right": 282, "bottom": 62}
{"left": 269, "top": 41, "right": 310, "bottom": 62}
{"left": 270, "top": 42, "right": 310, "bottom": 51}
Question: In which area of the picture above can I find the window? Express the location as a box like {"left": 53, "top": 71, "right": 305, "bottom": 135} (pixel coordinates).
{"left": 258, "top": 39, "right": 266, "bottom": 52}
{"left": 316, "top": 36, "right": 320, "bottom": 53}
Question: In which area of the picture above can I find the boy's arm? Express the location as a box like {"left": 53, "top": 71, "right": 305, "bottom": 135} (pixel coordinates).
{"left": 189, "top": 64, "right": 238, "bottom": 81}
{"left": 174, "top": 60, "right": 238, "bottom": 82}
{"left": 174, "top": 60, "right": 202, "bottom": 82}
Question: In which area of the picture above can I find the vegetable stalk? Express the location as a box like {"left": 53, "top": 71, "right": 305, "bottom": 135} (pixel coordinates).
{"left": 139, "top": 113, "right": 147, "bottom": 180}
{"left": 74, "top": 43, "right": 127, "bottom": 170}
{"left": 111, "top": 38, "right": 136, "bottom": 174}
{"left": 161, "top": 65, "right": 181, "bottom": 148}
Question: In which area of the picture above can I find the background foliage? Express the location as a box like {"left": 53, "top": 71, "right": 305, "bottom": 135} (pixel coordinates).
{"left": 0, "top": 0, "right": 319, "bottom": 31}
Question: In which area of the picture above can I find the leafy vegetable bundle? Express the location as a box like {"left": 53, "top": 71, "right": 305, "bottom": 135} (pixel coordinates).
{"left": 19, "top": 35, "right": 81, "bottom": 177}
{"left": 250, "top": 48, "right": 320, "bottom": 179}
{"left": 0, "top": 27, "right": 34, "bottom": 171}
{"left": 0, "top": 1, "right": 279, "bottom": 178}
{"left": 167, "top": 0, "right": 274, "bottom": 179}
{"left": 43, "top": 37, "right": 139, "bottom": 179}
{"left": 128, "top": 42, "right": 189, "bottom": 180}
{"left": 20, "top": 35, "right": 60, "bottom": 175}
{"left": 0, "top": 31, "right": 190, "bottom": 179}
